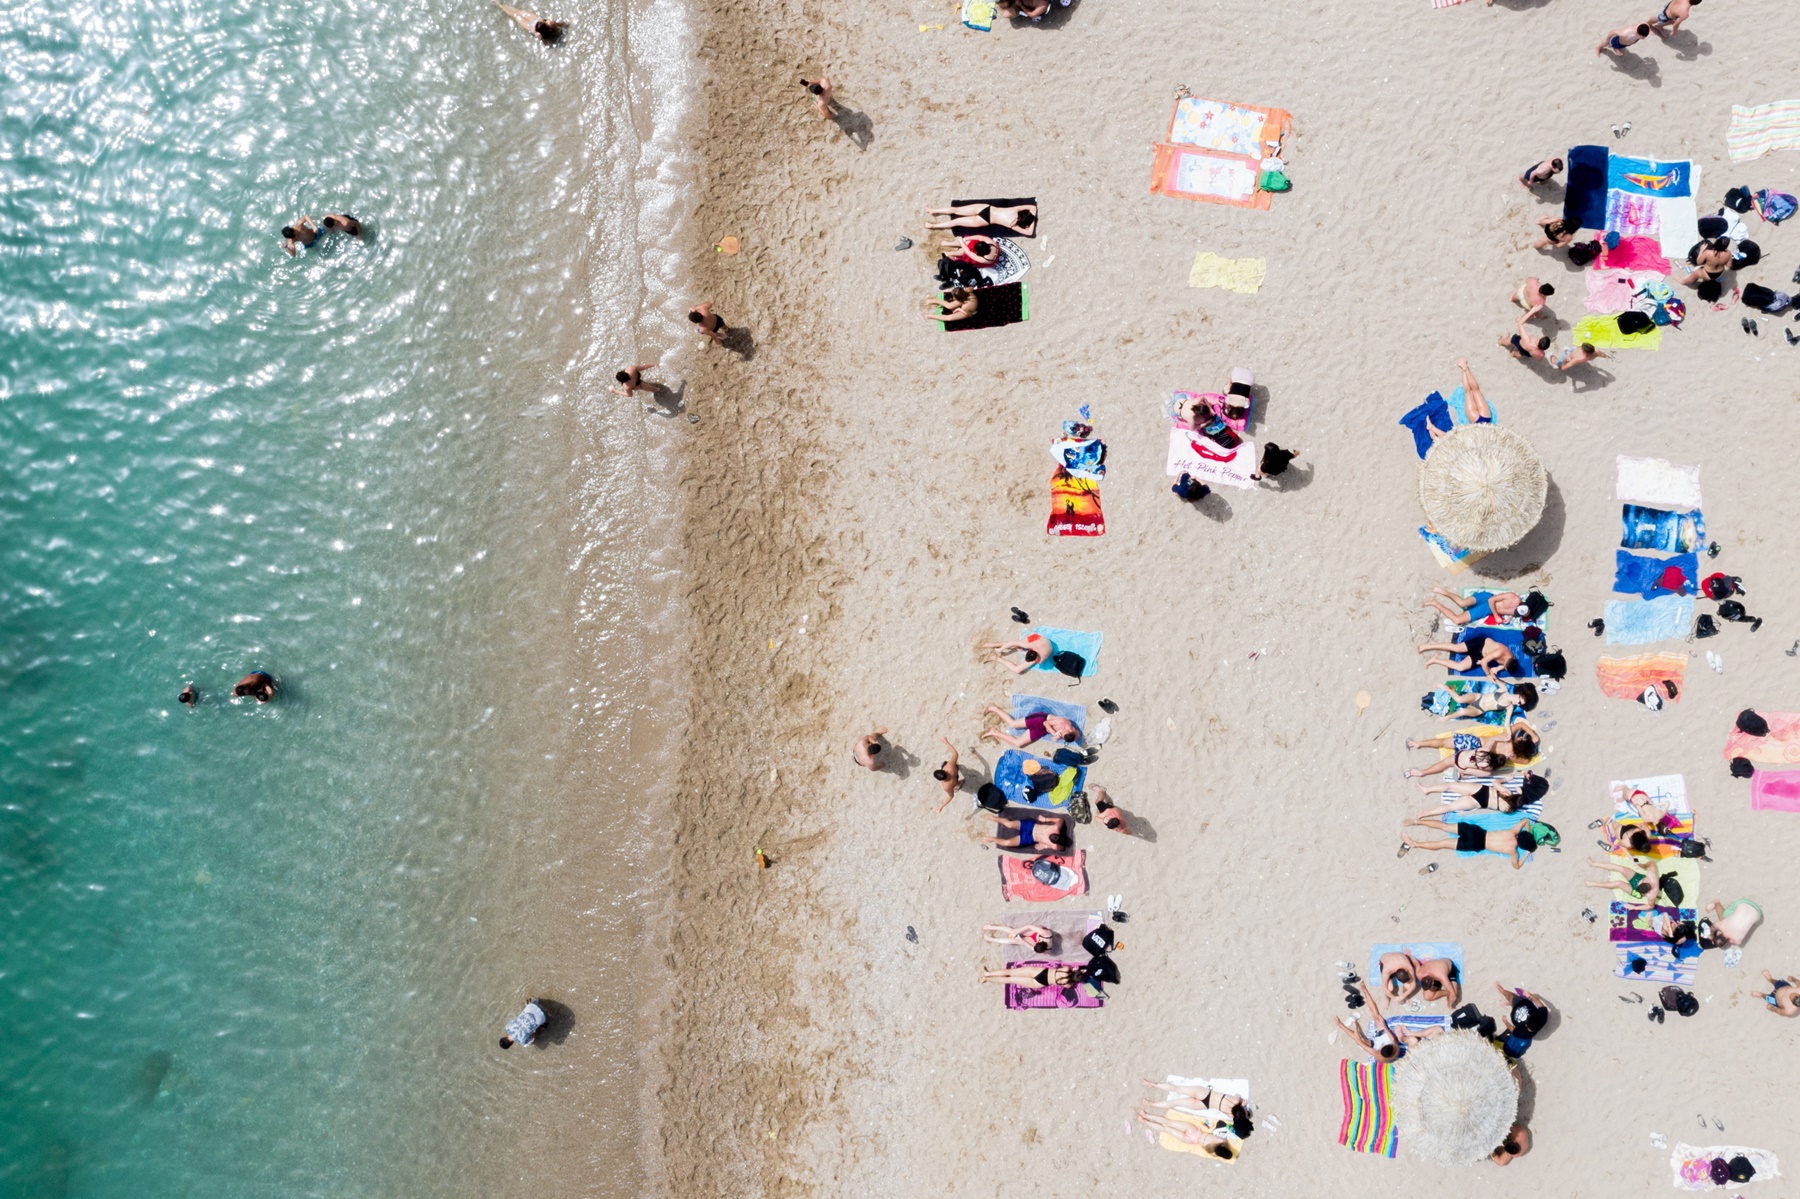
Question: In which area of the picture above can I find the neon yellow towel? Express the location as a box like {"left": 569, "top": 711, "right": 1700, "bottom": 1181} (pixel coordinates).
{"left": 1573, "top": 314, "right": 1661, "bottom": 351}
{"left": 1188, "top": 252, "right": 1266, "bottom": 294}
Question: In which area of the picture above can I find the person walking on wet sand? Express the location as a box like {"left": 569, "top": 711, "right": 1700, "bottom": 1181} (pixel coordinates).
{"left": 494, "top": 1, "right": 566, "bottom": 43}
{"left": 799, "top": 75, "right": 835, "bottom": 119}
{"left": 1598, "top": 20, "right": 1650, "bottom": 55}
{"left": 932, "top": 736, "right": 962, "bottom": 811}
{"left": 280, "top": 216, "right": 319, "bottom": 256}
{"left": 610, "top": 362, "right": 658, "bottom": 397}
{"left": 688, "top": 302, "right": 728, "bottom": 346}
{"left": 498, "top": 998, "right": 547, "bottom": 1047}
{"left": 853, "top": 727, "right": 888, "bottom": 771}
{"left": 233, "top": 671, "right": 276, "bottom": 703}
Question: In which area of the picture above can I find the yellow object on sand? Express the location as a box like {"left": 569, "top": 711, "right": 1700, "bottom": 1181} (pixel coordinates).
{"left": 1572, "top": 314, "right": 1661, "bottom": 351}
{"left": 1156, "top": 1108, "right": 1239, "bottom": 1160}
{"left": 1188, "top": 252, "right": 1266, "bottom": 294}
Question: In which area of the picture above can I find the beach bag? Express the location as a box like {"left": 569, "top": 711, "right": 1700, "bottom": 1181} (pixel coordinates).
{"left": 1724, "top": 186, "right": 1754, "bottom": 213}
{"left": 1660, "top": 874, "right": 1685, "bottom": 906}
{"left": 1709, "top": 1158, "right": 1732, "bottom": 1185}
{"left": 1730, "top": 756, "right": 1755, "bottom": 779}
{"left": 1729, "top": 1155, "right": 1757, "bottom": 1183}
{"left": 1083, "top": 954, "right": 1120, "bottom": 986}
{"left": 1737, "top": 709, "right": 1770, "bottom": 737}
{"left": 1081, "top": 924, "right": 1114, "bottom": 956}
{"left": 1616, "top": 309, "right": 1654, "bottom": 335}
{"left": 1703, "top": 572, "right": 1742, "bottom": 601}
{"left": 1679, "top": 838, "right": 1708, "bottom": 859}
{"left": 1733, "top": 239, "right": 1762, "bottom": 268}
{"left": 977, "top": 783, "right": 1008, "bottom": 813}
{"left": 1697, "top": 215, "right": 1729, "bottom": 240}
{"left": 1755, "top": 188, "right": 1797, "bottom": 223}
{"left": 1696, "top": 279, "right": 1723, "bottom": 303}
{"left": 1567, "top": 239, "right": 1603, "bottom": 266}
{"left": 1051, "top": 650, "right": 1086, "bottom": 678}
{"left": 1742, "top": 282, "right": 1791, "bottom": 313}
{"left": 1694, "top": 614, "right": 1719, "bottom": 638}
{"left": 1659, "top": 985, "right": 1700, "bottom": 1017}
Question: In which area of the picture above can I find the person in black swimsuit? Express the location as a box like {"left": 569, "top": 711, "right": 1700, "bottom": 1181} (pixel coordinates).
{"left": 687, "top": 302, "right": 728, "bottom": 345}
{"left": 978, "top": 962, "right": 1082, "bottom": 987}
{"left": 924, "top": 202, "right": 1038, "bottom": 235}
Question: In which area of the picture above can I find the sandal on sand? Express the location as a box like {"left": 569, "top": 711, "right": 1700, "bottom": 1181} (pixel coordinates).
{"left": 1397, "top": 842, "right": 1411, "bottom": 858}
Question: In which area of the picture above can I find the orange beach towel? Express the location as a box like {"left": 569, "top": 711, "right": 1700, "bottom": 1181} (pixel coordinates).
{"left": 1151, "top": 96, "right": 1292, "bottom": 210}
{"left": 1596, "top": 653, "right": 1687, "bottom": 704}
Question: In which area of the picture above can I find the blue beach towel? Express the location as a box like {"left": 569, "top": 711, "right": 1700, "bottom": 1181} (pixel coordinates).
{"left": 1368, "top": 942, "right": 1465, "bottom": 986}
{"left": 1399, "top": 393, "right": 1454, "bottom": 459}
{"left": 1613, "top": 550, "right": 1697, "bottom": 598}
{"left": 1441, "top": 385, "right": 1497, "bottom": 427}
{"left": 1563, "top": 144, "right": 1610, "bottom": 230}
{"left": 994, "top": 748, "right": 1087, "bottom": 810}
{"left": 1606, "top": 154, "right": 1694, "bottom": 199}
{"left": 1621, "top": 504, "right": 1705, "bottom": 553}
{"left": 1451, "top": 626, "right": 1534, "bottom": 679}
{"left": 1028, "top": 626, "right": 1102, "bottom": 676}
{"left": 1446, "top": 801, "right": 1546, "bottom": 861}
{"left": 1604, "top": 595, "right": 1694, "bottom": 645}
{"left": 1009, "top": 693, "right": 1087, "bottom": 736}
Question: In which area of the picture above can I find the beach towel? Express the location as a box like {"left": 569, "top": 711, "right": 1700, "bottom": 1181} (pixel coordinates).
{"left": 1608, "top": 155, "right": 1694, "bottom": 200}
{"left": 942, "top": 282, "right": 1028, "bottom": 332}
{"left": 1563, "top": 145, "right": 1609, "bottom": 230}
{"left": 1166, "top": 426, "right": 1256, "bottom": 490}
{"left": 1614, "top": 941, "right": 1696, "bottom": 986}
{"left": 1153, "top": 1107, "right": 1235, "bottom": 1156}
{"left": 1009, "top": 693, "right": 1087, "bottom": 738}
{"left": 1434, "top": 680, "right": 1510, "bottom": 725}
{"left": 1603, "top": 595, "right": 1694, "bottom": 645}
{"left": 989, "top": 910, "right": 1101, "bottom": 957}
{"left": 993, "top": 748, "right": 1086, "bottom": 810}
{"left": 1617, "top": 456, "right": 1702, "bottom": 510}
{"left": 1151, "top": 144, "right": 1266, "bottom": 208}
{"left": 1152, "top": 97, "right": 1291, "bottom": 211}
{"left": 1399, "top": 393, "right": 1454, "bottom": 458}
{"left": 1611, "top": 903, "right": 1701, "bottom": 945}
{"left": 1751, "top": 770, "right": 1800, "bottom": 812}
{"left": 960, "top": 0, "right": 996, "bottom": 30}
{"left": 1419, "top": 524, "right": 1488, "bottom": 574}
{"left": 1337, "top": 1060, "right": 1397, "bottom": 1157}
{"left": 1597, "top": 653, "right": 1687, "bottom": 704}
{"left": 1586, "top": 268, "right": 1641, "bottom": 314}
{"left": 1727, "top": 99, "right": 1800, "bottom": 162}
{"left": 1430, "top": 0, "right": 1469, "bottom": 8}
{"left": 1671, "top": 1144, "right": 1780, "bottom": 1189}
{"left": 1165, "top": 1075, "right": 1251, "bottom": 1109}
{"left": 1168, "top": 97, "right": 1286, "bottom": 157}
{"left": 1622, "top": 504, "right": 1705, "bottom": 553}
{"left": 1602, "top": 808, "right": 1696, "bottom": 858}
{"left": 1368, "top": 942, "right": 1464, "bottom": 987}
{"left": 973, "top": 236, "right": 1030, "bottom": 287}
{"left": 1600, "top": 235, "right": 1672, "bottom": 274}
{"left": 1610, "top": 773, "right": 1690, "bottom": 815}
{"left": 1027, "top": 625, "right": 1100, "bottom": 676}
{"left": 1188, "top": 252, "right": 1266, "bottom": 293}
{"left": 1002, "top": 958, "right": 1104, "bottom": 1009}
{"left": 1445, "top": 809, "right": 1541, "bottom": 860}
{"left": 1608, "top": 854, "right": 1699, "bottom": 908}
{"left": 1168, "top": 389, "right": 1250, "bottom": 436}
{"left": 1604, "top": 156, "right": 1700, "bottom": 257}
{"left": 1614, "top": 549, "right": 1696, "bottom": 598}
{"left": 1447, "top": 626, "right": 1533, "bottom": 679}
{"left": 998, "top": 851, "right": 1086, "bottom": 902}
{"left": 948, "top": 196, "right": 1037, "bottom": 240}
{"left": 1047, "top": 467, "right": 1104, "bottom": 537}
{"left": 1724, "top": 713, "right": 1800, "bottom": 766}
{"left": 1573, "top": 313, "right": 1662, "bottom": 351}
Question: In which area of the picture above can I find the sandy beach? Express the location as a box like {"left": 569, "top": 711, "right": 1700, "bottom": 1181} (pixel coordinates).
{"left": 646, "top": 0, "right": 1800, "bottom": 1193}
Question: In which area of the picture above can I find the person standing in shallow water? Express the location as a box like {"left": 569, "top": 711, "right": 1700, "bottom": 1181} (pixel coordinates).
{"left": 233, "top": 671, "right": 275, "bottom": 703}
{"left": 493, "top": 1, "right": 565, "bottom": 43}
{"left": 499, "top": 998, "right": 547, "bottom": 1048}
{"left": 280, "top": 216, "right": 319, "bottom": 257}
{"left": 178, "top": 684, "right": 198, "bottom": 708}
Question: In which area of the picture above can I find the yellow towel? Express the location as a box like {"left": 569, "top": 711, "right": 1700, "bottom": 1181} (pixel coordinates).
{"left": 1572, "top": 314, "right": 1661, "bottom": 351}
{"left": 1188, "top": 252, "right": 1266, "bottom": 294}
{"left": 1155, "top": 1108, "right": 1240, "bottom": 1160}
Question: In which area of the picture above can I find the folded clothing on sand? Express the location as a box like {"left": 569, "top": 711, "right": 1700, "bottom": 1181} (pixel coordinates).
{"left": 1603, "top": 595, "right": 1694, "bottom": 645}
{"left": 1622, "top": 504, "right": 1705, "bottom": 553}
{"left": 1166, "top": 426, "right": 1257, "bottom": 490}
{"left": 998, "top": 851, "right": 1086, "bottom": 902}
{"left": 1597, "top": 652, "right": 1687, "bottom": 703}
{"left": 994, "top": 748, "right": 1085, "bottom": 809}
{"left": 1722, "top": 712, "right": 1800, "bottom": 765}
{"left": 1728, "top": 98, "right": 1800, "bottom": 162}
{"left": 1002, "top": 958, "right": 1104, "bottom": 1009}
{"left": 1563, "top": 144, "right": 1610, "bottom": 230}
{"left": 1617, "top": 455, "right": 1702, "bottom": 510}
{"left": 942, "top": 282, "right": 1029, "bottom": 331}
{"left": 1614, "top": 549, "right": 1696, "bottom": 597}
{"left": 1669, "top": 1143, "right": 1781, "bottom": 1190}
{"left": 1027, "top": 625, "right": 1102, "bottom": 675}
{"left": 1573, "top": 313, "right": 1662, "bottom": 351}
{"left": 1337, "top": 1059, "right": 1397, "bottom": 1157}
{"left": 1009, "top": 693, "right": 1088, "bottom": 738}
{"left": 1399, "top": 393, "right": 1454, "bottom": 459}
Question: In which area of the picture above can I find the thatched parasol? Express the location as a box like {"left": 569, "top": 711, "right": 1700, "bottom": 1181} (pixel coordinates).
{"left": 1389, "top": 1030, "right": 1519, "bottom": 1165}
{"left": 1418, "top": 425, "right": 1548, "bottom": 552}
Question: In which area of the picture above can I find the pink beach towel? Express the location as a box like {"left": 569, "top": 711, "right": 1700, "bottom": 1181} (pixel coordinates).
{"left": 1601, "top": 236, "right": 1672, "bottom": 274}
{"left": 1723, "top": 712, "right": 1800, "bottom": 765}
{"left": 998, "top": 851, "right": 1087, "bottom": 902}
{"left": 1003, "top": 959, "right": 1105, "bottom": 1009}
{"left": 1586, "top": 269, "right": 1639, "bottom": 313}
{"left": 1751, "top": 770, "right": 1800, "bottom": 812}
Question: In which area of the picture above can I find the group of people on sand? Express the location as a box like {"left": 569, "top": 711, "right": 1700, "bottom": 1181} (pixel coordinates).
{"left": 1596, "top": 0, "right": 1698, "bottom": 55}
{"left": 916, "top": 202, "right": 1038, "bottom": 323}
{"left": 1132, "top": 1080, "right": 1253, "bottom": 1159}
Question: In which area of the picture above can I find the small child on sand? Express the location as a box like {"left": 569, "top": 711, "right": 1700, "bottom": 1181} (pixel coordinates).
{"left": 1598, "top": 21, "right": 1650, "bottom": 54}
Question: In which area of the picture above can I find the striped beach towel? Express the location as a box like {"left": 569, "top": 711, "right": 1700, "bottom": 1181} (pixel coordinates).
{"left": 1727, "top": 100, "right": 1800, "bottom": 162}
{"left": 1338, "top": 1059, "right": 1397, "bottom": 1157}
{"left": 1431, "top": 0, "right": 1470, "bottom": 8}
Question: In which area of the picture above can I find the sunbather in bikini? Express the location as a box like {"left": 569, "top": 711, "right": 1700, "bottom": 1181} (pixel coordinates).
{"left": 981, "top": 633, "right": 1053, "bottom": 674}
{"left": 1584, "top": 857, "right": 1661, "bottom": 909}
{"left": 1417, "top": 632, "right": 1521, "bottom": 685}
{"left": 1433, "top": 681, "right": 1538, "bottom": 722}
{"left": 979, "top": 961, "right": 1081, "bottom": 987}
{"left": 981, "top": 923, "right": 1054, "bottom": 953}
{"left": 1422, "top": 586, "right": 1533, "bottom": 627}
{"left": 1534, "top": 216, "right": 1579, "bottom": 250}
{"left": 977, "top": 811, "right": 1071, "bottom": 851}
{"left": 949, "top": 235, "right": 1000, "bottom": 266}
{"left": 1752, "top": 970, "right": 1800, "bottom": 1017}
{"left": 1407, "top": 721, "right": 1539, "bottom": 773}
{"left": 980, "top": 703, "right": 1080, "bottom": 748}
{"left": 1414, "top": 779, "right": 1526, "bottom": 818}
{"left": 923, "top": 287, "right": 978, "bottom": 323}
{"left": 924, "top": 202, "right": 1038, "bottom": 235}
{"left": 1404, "top": 743, "right": 1501, "bottom": 780}
{"left": 1139, "top": 1082, "right": 1253, "bottom": 1138}
{"left": 1401, "top": 817, "right": 1556, "bottom": 869}
{"left": 1133, "top": 1109, "right": 1236, "bottom": 1157}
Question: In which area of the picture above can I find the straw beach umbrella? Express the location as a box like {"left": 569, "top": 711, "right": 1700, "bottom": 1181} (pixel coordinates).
{"left": 1417, "top": 425, "right": 1548, "bottom": 552}
{"left": 1389, "top": 1030, "right": 1519, "bottom": 1165}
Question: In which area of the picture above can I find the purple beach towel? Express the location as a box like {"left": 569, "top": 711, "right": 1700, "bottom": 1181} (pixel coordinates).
{"left": 1002, "top": 960, "right": 1105, "bottom": 1009}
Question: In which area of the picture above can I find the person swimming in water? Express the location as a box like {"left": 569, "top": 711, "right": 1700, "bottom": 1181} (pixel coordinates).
{"left": 494, "top": 0, "right": 566, "bottom": 43}
{"left": 178, "top": 684, "right": 198, "bottom": 708}
{"left": 233, "top": 671, "right": 276, "bottom": 702}
{"left": 280, "top": 216, "right": 320, "bottom": 257}
{"left": 320, "top": 213, "right": 364, "bottom": 240}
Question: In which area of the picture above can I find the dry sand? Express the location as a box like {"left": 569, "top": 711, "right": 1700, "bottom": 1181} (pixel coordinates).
{"left": 645, "top": 0, "right": 1800, "bottom": 1194}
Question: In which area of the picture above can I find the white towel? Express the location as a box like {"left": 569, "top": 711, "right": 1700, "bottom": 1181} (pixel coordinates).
{"left": 1164, "top": 1075, "right": 1251, "bottom": 1123}
{"left": 1166, "top": 427, "right": 1256, "bottom": 489}
{"left": 1616, "top": 455, "right": 1702, "bottom": 510}
{"left": 1610, "top": 774, "right": 1690, "bottom": 815}
{"left": 1670, "top": 1144, "right": 1780, "bottom": 1189}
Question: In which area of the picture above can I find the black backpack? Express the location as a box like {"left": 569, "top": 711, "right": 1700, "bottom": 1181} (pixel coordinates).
{"left": 1568, "top": 239, "right": 1603, "bottom": 266}
{"left": 1617, "top": 309, "right": 1655, "bottom": 335}
{"left": 1734, "top": 239, "right": 1762, "bottom": 268}
{"left": 1729, "top": 1155, "right": 1757, "bottom": 1183}
{"left": 1659, "top": 986, "right": 1700, "bottom": 1017}
{"left": 1724, "top": 186, "right": 1754, "bottom": 213}
{"left": 976, "top": 783, "right": 1008, "bottom": 813}
{"left": 1737, "top": 709, "right": 1771, "bottom": 737}
{"left": 1051, "top": 650, "right": 1086, "bottom": 678}
{"left": 1081, "top": 924, "right": 1114, "bottom": 956}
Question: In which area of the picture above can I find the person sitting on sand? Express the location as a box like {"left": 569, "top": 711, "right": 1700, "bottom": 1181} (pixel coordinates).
{"left": 1500, "top": 330, "right": 1552, "bottom": 362}
{"left": 609, "top": 362, "right": 658, "bottom": 397}
{"left": 948, "top": 235, "right": 1000, "bottom": 266}
{"left": 1139, "top": 1081, "right": 1253, "bottom": 1138}
{"left": 1584, "top": 856, "right": 1661, "bottom": 909}
{"left": 1378, "top": 951, "right": 1422, "bottom": 1002}
{"left": 925, "top": 202, "right": 1038, "bottom": 236}
{"left": 999, "top": 0, "right": 1053, "bottom": 18}
{"left": 981, "top": 632, "right": 1053, "bottom": 674}
{"left": 1415, "top": 772, "right": 1549, "bottom": 818}
{"left": 1649, "top": 0, "right": 1698, "bottom": 35}
{"left": 1494, "top": 983, "right": 1550, "bottom": 1059}
{"left": 1701, "top": 899, "right": 1763, "bottom": 947}
{"left": 1402, "top": 817, "right": 1556, "bottom": 869}
{"left": 321, "top": 213, "right": 363, "bottom": 240}
{"left": 1091, "top": 784, "right": 1130, "bottom": 835}
{"left": 1335, "top": 980, "right": 1439, "bottom": 1061}
{"left": 1417, "top": 632, "right": 1521, "bottom": 685}
{"left": 980, "top": 703, "right": 1079, "bottom": 748}
{"left": 495, "top": 0, "right": 565, "bottom": 42}
{"left": 1133, "top": 1109, "right": 1236, "bottom": 1157}
{"left": 978, "top": 810, "right": 1072, "bottom": 851}
{"left": 1416, "top": 957, "right": 1462, "bottom": 1007}
{"left": 1557, "top": 341, "right": 1609, "bottom": 371}
{"left": 1422, "top": 586, "right": 1546, "bottom": 628}
{"left": 932, "top": 736, "right": 962, "bottom": 812}
{"left": 1491, "top": 1124, "right": 1533, "bottom": 1165}
{"left": 923, "top": 287, "right": 978, "bottom": 323}
{"left": 687, "top": 302, "right": 728, "bottom": 345}
{"left": 852, "top": 727, "right": 888, "bottom": 772}
{"left": 982, "top": 923, "right": 1054, "bottom": 953}
{"left": 798, "top": 76, "right": 835, "bottom": 120}
{"left": 1519, "top": 158, "right": 1563, "bottom": 189}
{"left": 979, "top": 961, "right": 1082, "bottom": 988}
{"left": 234, "top": 671, "right": 276, "bottom": 702}
{"left": 280, "top": 216, "right": 320, "bottom": 257}
{"left": 1681, "top": 238, "right": 1732, "bottom": 288}
{"left": 1597, "top": 20, "right": 1651, "bottom": 54}
{"left": 1753, "top": 970, "right": 1799, "bottom": 1017}
{"left": 1533, "top": 216, "right": 1579, "bottom": 250}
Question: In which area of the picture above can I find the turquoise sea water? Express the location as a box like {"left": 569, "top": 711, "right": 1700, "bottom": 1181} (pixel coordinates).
{"left": 0, "top": 0, "right": 666, "bottom": 1194}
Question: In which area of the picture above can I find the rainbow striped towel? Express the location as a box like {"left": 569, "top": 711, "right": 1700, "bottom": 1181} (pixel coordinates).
{"left": 1338, "top": 1059, "right": 1397, "bottom": 1157}
{"left": 1727, "top": 100, "right": 1800, "bottom": 162}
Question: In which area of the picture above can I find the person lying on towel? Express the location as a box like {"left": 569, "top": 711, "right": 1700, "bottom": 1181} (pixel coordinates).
{"left": 1401, "top": 817, "right": 1559, "bottom": 869}
{"left": 1404, "top": 721, "right": 1540, "bottom": 779}
{"left": 1412, "top": 772, "right": 1550, "bottom": 819}
{"left": 980, "top": 703, "right": 1080, "bottom": 748}
{"left": 977, "top": 810, "right": 1071, "bottom": 851}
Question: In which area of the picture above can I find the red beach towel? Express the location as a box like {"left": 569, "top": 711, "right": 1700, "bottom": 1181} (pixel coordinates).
{"left": 998, "top": 851, "right": 1087, "bottom": 902}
